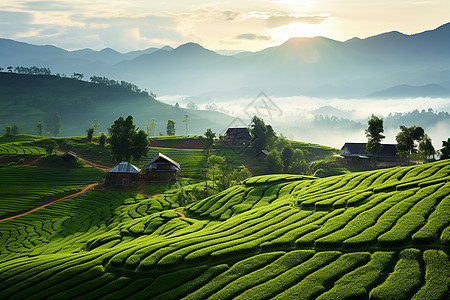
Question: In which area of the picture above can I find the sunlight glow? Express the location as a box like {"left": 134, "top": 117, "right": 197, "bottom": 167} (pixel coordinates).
{"left": 269, "top": 22, "right": 327, "bottom": 44}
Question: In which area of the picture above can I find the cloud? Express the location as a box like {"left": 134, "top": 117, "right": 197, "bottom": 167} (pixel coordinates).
{"left": 236, "top": 33, "right": 271, "bottom": 41}
{"left": 266, "top": 14, "right": 329, "bottom": 28}
{"left": 21, "top": 1, "right": 73, "bottom": 12}
{"left": 0, "top": 10, "right": 33, "bottom": 23}
{"left": 223, "top": 10, "right": 240, "bottom": 21}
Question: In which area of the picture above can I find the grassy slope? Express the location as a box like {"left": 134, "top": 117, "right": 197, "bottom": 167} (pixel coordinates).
{"left": 0, "top": 135, "right": 105, "bottom": 218}
{"left": 1, "top": 159, "right": 449, "bottom": 299}
{"left": 0, "top": 72, "right": 233, "bottom": 136}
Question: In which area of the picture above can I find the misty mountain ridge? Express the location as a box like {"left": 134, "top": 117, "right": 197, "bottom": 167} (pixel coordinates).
{"left": 0, "top": 72, "right": 233, "bottom": 137}
{"left": 1, "top": 22, "right": 449, "bottom": 99}
{"left": 369, "top": 83, "right": 450, "bottom": 98}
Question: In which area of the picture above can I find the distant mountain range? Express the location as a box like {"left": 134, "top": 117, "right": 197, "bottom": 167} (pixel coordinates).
{"left": 1, "top": 22, "right": 450, "bottom": 99}
{"left": 0, "top": 73, "right": 233, "bottom": 136}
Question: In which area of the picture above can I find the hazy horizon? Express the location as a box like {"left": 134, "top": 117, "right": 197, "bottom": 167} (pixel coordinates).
{"left": 159, "top": 94, "right": 450, "bottom": 150}
{"left": 1, "top": 1, "right": 449, "bottom": 52}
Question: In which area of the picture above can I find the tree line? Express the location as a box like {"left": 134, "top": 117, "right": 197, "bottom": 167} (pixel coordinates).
{"left": 0, "top": 66, "right": 51, "bottom": 75}
{"left": 1, "top": 66, "right": 155, "bottom": 97}
{"left": 365, "top": 115, "right": 434, "bottom": 163}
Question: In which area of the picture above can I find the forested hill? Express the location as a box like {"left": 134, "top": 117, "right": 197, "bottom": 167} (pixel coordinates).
{"left": 0, "top": 72, "right": 233, "bottom": 136}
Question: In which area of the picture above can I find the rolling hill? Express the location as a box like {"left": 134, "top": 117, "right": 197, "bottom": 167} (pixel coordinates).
{"left": 0, "top": 158, "right": 449, "bottom": 299}
{"left": 1, "top": 22, "right": 449, "bottom": 98}
{"left": 0, "top": 72, "right": 234, "bottom": 136}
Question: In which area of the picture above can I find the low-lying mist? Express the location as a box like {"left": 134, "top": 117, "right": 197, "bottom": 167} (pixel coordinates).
{"left": 161, "top": 95, "right": 450, "bottom": 150}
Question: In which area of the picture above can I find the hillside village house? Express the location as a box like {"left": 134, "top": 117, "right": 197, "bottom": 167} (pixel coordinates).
{"left": 340, "top": 143, "right": 405, "bottom": 167}
{"left": 142, "top": 153, "right": 181, "bottom": 182}
{"left": 106, "top": 161, "right": 141, "bottom": 187}
{"left": 61, "top": 150, "right": 77, "bottom": 161}
{"left": 256, "top": 150, "right": 269, "bottom": 161}
{"left": 224, "top": 128, "right": 252, "bottom": 146}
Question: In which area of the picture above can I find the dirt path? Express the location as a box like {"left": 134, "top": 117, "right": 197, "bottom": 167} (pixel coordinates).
{"left": 0, "top": 183, "right": 98, "bottom": 222}
{"left": 56, "top": 150, "right": 112, "bottom": 173}
{"left": 175, "top": 211, "right": 186, "bottom": 219}
{"left": 0, "top": 152, "right": 112, "bottom": 222}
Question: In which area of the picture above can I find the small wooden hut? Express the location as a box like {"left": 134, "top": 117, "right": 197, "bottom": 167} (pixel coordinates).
{"left": 256, "top": 149, "right": 269, "bottom": 161}
{"left": 61, "top": 151, "right": 77, "bottom": 161}
{"left": 224, "top": 128, "right": 252, "bottom": 146}
{"left": 106, "top": 161, "right": 141, "bottom": 187}
{"left": 142, "top": 153, "right": 180, "bottom": 182}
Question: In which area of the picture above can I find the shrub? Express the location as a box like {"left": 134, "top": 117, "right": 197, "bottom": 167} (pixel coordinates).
{"left": 369, "top": 248, "right": 422, "bottom": 300}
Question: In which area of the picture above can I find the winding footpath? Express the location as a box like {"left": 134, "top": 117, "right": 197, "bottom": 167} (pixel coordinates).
{"left": 0, "top": 153, "right": 112, "bottom": 222}
{"left": 0, "top": 183, "right": 97, "bottom": 222}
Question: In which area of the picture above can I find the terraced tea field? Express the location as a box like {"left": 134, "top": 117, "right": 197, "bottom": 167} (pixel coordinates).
{"left": 0, "top": 165, "right": 104, "bottom": 219}
{"left": 0, "top": 160, "right": 449, "bottom": 299}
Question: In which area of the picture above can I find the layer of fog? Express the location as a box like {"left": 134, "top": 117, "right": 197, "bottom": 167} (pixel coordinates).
{"left": 159, "top": 95, "right": 450, "bottom": 150}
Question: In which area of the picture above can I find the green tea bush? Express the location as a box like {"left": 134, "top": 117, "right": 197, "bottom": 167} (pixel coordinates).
{"left": 274, "top": 252, "right": 370, "bottom": 299}
{"left": 411, "top": 250, "right": 450, "bottom": 300}
{"left": 369, "top": 248, "right": 422, "bottom": 300}
{"left": 317, "top": 251, "right": 395, "bottom": 300}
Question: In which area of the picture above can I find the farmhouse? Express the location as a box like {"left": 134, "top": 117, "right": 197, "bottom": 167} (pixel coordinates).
{"left": 105, "top": 161, "right": 141, "bottom": 187}
{"left": 224, "top": 128, "right": 252, "bottom": 146}
{"left": 61, "top": 150, "right": 77, "bottom": 161}
{"left": 256, "top": 149, "right": 269, "bottom": 161}
{"left": 142, "top": 153, "right": 180, "bottom": 182}
{"left": 340, "top": 142, "right": 405, "bottom": 167}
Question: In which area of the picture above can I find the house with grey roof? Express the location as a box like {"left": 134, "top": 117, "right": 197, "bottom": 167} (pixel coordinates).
{"left": 142, "top": 153, "right": 180, "bottom": 182}
{"left": 340, "top": 142, "right": 405, "bottom": 167}
{"left": 106, "top": 161, "right": 141, "bottom": 187}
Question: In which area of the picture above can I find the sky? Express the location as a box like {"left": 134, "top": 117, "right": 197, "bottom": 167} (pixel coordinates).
{"left": 1, "top": 0, "right": 449, "bottom": 53}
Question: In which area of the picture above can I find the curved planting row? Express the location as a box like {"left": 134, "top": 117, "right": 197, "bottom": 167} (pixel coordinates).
{"left": 0, "top": 142, "right": 46, "bottom": 156}
{"left": 0, "top": 165, "right": 104, "bottom": 218}
{"left": 1, "top": 160, "right": 449, "bottom": 299}
{"left": 0, "top": 191, "right": 140, "bottom": 260}
{"left": 0, "top": 248, "right": 448, "bottom": 299}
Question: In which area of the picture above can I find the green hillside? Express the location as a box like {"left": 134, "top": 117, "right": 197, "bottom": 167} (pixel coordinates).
{"left": 1, "top": 159, "right": 449, "bottom": 299}
{"left": 0, "top": 72, "right": 233, "bottom": 137}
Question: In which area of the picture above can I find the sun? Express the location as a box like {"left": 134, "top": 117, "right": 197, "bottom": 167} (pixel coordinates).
{"left": 269, "top": 22, "right": 327, "bottom": 44}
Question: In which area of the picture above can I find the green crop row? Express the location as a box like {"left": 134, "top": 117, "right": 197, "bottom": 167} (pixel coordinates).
{"left": 1, "top": 248, "right": 448, "bottom": 299}
{"left": 0, "top": 142, "right": 46, "bottom": 156}
{"left": 370, "top": 248, "right": 422, "bottom": 300}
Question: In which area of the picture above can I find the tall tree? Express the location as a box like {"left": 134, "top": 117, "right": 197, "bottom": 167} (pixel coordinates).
{"left": 99, "top": 133, "right": 107, "bottom": 146}
{"left": 47, "top": 112, "right": 62, "bottom": 136}
{"left": 109, "top": 116, "right": 136, "bottom": 162}
{"left": 440, "top": 138, "right": 450, "bottom": 160}
{"left": 265, "top": 150, "right": 284, "bottom": 173}
{"left": 182, "top": 114, "right": 190, "bottom": 135}
{"left": 4, "top": 125, "right": 11, "bottom": 137}
{"left": 132, "top": 130, "right": 149, "bottom": 165}
{"left": 281, "top": 145, "right": 294, "bottom": 172}
{"left": 166, "top": 119, "right": 176, "bottom": 136}
{"left": 418, "top": 134, "right": 435, "bottom": 162}
{"left": 365, "top": 115, "right": 385, "bottom": 161}
{"left": 11, "top": 125, "right": 19, "bottom": 135}
{"left": 396, "top": 125, "right": 425, "bottom": 163}
{"left": 92, "top": 119, "right": 100, "bottom": 133}
{"left": 204, "top": 128, "right": 216, "bottom": 152}
{"left": 288, "top": 149, "right": 310, "bottom": 174}
{"left": 207, "top": 155, "right": 225, "bottom": 193}
{"left": 86, "top": 127, "right": 94, "bottom": 143}
{"left": 250, "top": 116, "right": 276, "bottom": 151}
{"left": 150, "top": 118, "right": 157, "bottom": 136}
{"left": 36, "top": 120, "right": 43, "bottom": 136}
